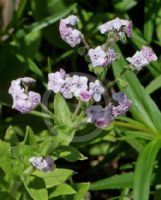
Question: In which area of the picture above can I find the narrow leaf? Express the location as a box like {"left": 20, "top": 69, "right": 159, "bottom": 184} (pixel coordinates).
{"left": 90, "top": 172, "right": 134, "bottom": 190}
{"left": 145, "top": 74, "right": 161, "bottom": 94}
{"left": 133, "top": 138, "right": 161, "bottom": 200}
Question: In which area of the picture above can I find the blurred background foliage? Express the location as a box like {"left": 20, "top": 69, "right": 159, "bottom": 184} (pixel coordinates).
{"left": 1, "top": 0, "right": 161, "bottom": 199}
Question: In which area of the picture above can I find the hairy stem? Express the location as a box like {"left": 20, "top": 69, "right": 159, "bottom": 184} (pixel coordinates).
{"left": 72, "top": 100, "right": 82, "bottom": 121}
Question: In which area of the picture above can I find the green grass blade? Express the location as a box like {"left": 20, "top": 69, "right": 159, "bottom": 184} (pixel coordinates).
{"left": 145, "top": 74, "right": 161, "bottom": 94}
{"left": 133, "top": 138, "right": 161, "bottom": 200}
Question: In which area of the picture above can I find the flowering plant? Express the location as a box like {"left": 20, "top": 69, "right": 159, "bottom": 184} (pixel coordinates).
{"left": 0, "top": 1, "right": 161, "bottom": 200}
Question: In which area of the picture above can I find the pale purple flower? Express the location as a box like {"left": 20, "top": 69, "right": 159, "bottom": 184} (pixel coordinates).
{"left": 63, "top": 15, "right": 79, "bottom": 26}
{"left": 98, "top": 18, "right": 132, "bottom": 38}
{"left": 89, "top": 80, "right": 105, "bottom": 102}
{"left": 141, "top": 46, "right": 157, "bottom": 62}
{"left": 86, "top": 104, "right": 113, "bottom": 128}
{"left": 88, "top": 46, "right": 117, "bottom": 67}
{"left": 13, "top": 99, "right": 34, "bottom": 113}
{"left": 59, "top": 15, "right": 82, "bottom": 47}
{"left": 9, "top": 77, "right": 35, "bottom": 96}
{"left": 60, "top": 77, "right": 74, "bottom": 99}
{"left": 126, "top": 46, "right": 158, "bottom": 70}
{"left": 8, "top": 77, "right": 41, "bottom": 113}
{"left": 112, "top": 92, "right": 132, "bottom": 117}
{"left": 29, "top": 156, "right": 55, "bottom": 172}
{"left": 79, "top": 90, "right": 92, "bottom": 102}
{"left": 71, "top": 75, "right": 88, "bottom": 97}
{"left": 48, "top": 69, "right": 66, "bottom": 93}
{"left": 123, "top": 20, "right": 132, "bottom": 38}
{"left": 126, "top": 51, "right": 149, "bottom": 70}
{"left": 28, "top": 91, "right": 41, "bottom": 108}
{"left": 86, "top": 105, "right": 103, "bottom": 123}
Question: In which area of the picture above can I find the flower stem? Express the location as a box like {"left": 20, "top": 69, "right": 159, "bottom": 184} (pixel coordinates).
{"left": 72, "top": 100, "right": 82, "bottom": 121}
{"left": 81, "top": 35, "right": 90, "bottom": 50}
{"left": 107, "top": 67, "right": 128, "bottom": 88}
{"left": 112, "top": 121, "right": 156, "bottom": 136}
{"left": 40, "top": 103, "right": 55, "bottom": 119}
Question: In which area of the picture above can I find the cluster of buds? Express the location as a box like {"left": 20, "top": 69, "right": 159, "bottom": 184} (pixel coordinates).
{"left": 8, "top": 77, "right": 41, "bottom": 113}
{"left": 126, "top": 46, "right": 157, "bottom": 70}
{"left": 98, "top": 17, "right": 132, "bottom": 38}
{"left": 59, "top": 16, "right": 133, "bottom": 68}
{"left": 47, "top": 69, "right": 105, "bottom": 102}
{"left": 86, "top": 92, "right": 132, "bottom": 128}
{"left": 88, "top": 46, "right": 117, "bottom": 67}
{"left": 59, "top": 15, "right": 158, "bottom": 71}
{"left": 29, "top": 156, "right": 55, "bottom": 172}
{"left": 59, "top": 15, "right": 82, "bottom": 47}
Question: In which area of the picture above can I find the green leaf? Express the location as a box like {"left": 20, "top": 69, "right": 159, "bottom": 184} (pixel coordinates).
{"left": 27, "top": 3, "right": 77, "bottom": 32}
{"left": 11, "top": 144, "right": 39, "bottom": 160}
{"left": 144, "top": 20, "right": 154, "bottom": 43}
{"left": 49, "top": 183, "right": 76, "bottom": 198}
{"left": 72, "top": 183, "right": 90, "bottom": 200}
{"left": 145, "top": 74, "right": 161, "bottom": 94}
{"left": 114, "top": 0, "right": 137, "bottom": 11}
{"left": 23, "top": 126, "right": 37, "bottom": 146}
{"left": 33, "top": 168, "right": 73, "bottom": 188}
{"left": 0, "top": 141, "right": 12, "bottom": 175}
{"left": 90, "top": 172, "right": 134, "bottom": 190}
{"left": 55, "top": 146, "right": 87, "bottom": 162}
{"left": 119, "top": 130, "right": 154, "bottom": 141}
{"left": 27, "top": 59, "right": 43, "bottom": 78}
{"left": 54, "top": 93, "right": 72, "bottom": 125}
{"left": 133, "top": 138, "right": 161, "bottom": 200}
{"left": 112, "top": 45, "right": 161, "bottom": 134}
{"left": 14, "top": 29, "right": 42, "bottom": 59}
{"left": 154, "top": 187, "right": 161, "bottom": 200}
{"left": 12, "top": 0, "right": 27, "bottom": 25}
{"left": 132, "top": 28, "right": 148, "bottom": 48}
{"left": 4, "top": 126, "right": 19, "bottom": 146}
{"left": 23, "top": 176, "right": 48, "bottom": 200}
{"left": 0, "top": 44, "right": 27, "bottom": 103}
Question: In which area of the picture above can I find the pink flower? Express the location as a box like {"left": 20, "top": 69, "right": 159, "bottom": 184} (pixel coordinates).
{"left": 79, "top": 91, "right": 92, "bottom": 102}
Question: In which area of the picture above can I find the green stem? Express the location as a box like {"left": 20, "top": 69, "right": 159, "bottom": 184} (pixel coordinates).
{"left": 107, "top": 67, "right": 128, "bottom": 88}
{"left": 9, "top": 180, "right": 22, "bottom": 197}
{"left": 72, "top": 100, "right": 82, "bottom": 121}
{"left": 112, "top": 121, "right": 156, "bottom": 136}
{"left": 40, "top": 102, "right": 55, "bottom": 119}
{"left": 81, "top": 35, "right": 90, "bottom": 50}
{"left": 30, "top": 110, "right": 53, "bottom": 119}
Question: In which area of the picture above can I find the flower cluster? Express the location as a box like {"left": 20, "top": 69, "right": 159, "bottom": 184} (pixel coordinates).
{"left": 98, "top": 17, "right": 132, "bottom": 38}
{"left": 59, "top": 16, "right": 124, "bottom": 68}
{"left": 29, "top": 156, "right": 55, "bottom": 172}
{"left": 88, "top": 46, "right": 117, "bottom": 67}
{"left": 86, "top": 92, "right": 132, "bottom": 128}
{"left": 126, "top": 46, "right": 157, "bottom": 70}
{"left": 59, "top": 15, "right": 82, "bottom": 47}
{"left": 8, "top": 77, "right": 41, "bottom": 113}
{"left": 86, "top": 104, "right": 113, "bottom": 128}
{"left": 112, "top": 92, "right": 132, "bottom": 117}
{"left": 48, "top": 69, "right": 105, "bottom": 102}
